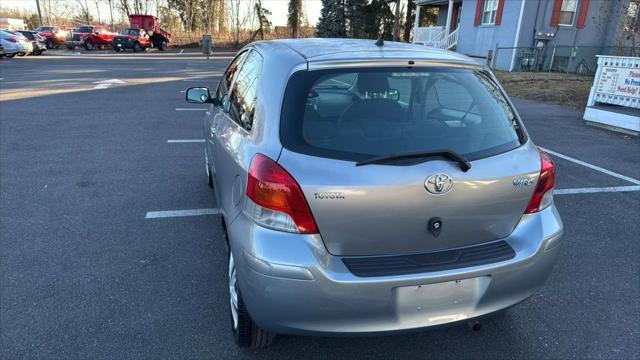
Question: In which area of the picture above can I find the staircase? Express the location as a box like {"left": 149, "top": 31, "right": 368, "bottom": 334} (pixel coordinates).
{"left": 413, "top": 27, "right": 459, "bottom": 50}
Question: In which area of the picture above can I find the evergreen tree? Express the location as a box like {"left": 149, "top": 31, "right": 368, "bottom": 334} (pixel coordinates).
{"left": 363, "top": 0, "right": 394, "bottom": 39}
{"left": 288, "top": 0, "right": 303, "bottom": 38}
{"left": 345, "top": 0, "right": 366, "bottom": 38}
{"left": 316, "top": 0, "right": 347, "bottom": 38}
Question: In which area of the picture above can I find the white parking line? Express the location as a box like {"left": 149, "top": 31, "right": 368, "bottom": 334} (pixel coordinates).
{"left": 167, "top": 139, "right": 205, "bottom": 143}
{"left": 145, "top": 186, "right": 640, "bottom": 219}
{"left": 554, "top": 185, "right": 640, "bottom": 195}
{"left": 540, "top": 147, "right": 640, "bottom": 185}
{"left": 175, "top": 108, "right": 208, "bottom": 111}
{"left": 145, "top": 208, "right": 220, "bottom": 219}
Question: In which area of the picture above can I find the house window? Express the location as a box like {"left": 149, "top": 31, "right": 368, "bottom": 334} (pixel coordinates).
{"left": 482, "top": 0, "right": 499, "bottom": 25}
{"left": 558, "top": 0, "right": 578, "bottom": 26}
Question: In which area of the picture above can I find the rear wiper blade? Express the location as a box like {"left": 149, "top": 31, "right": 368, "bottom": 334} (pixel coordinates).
{"left": 355, "top": 150, "right": 472, "bottom": 172}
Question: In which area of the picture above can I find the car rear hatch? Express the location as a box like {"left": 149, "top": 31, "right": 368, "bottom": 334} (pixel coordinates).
{"left": 278, "top": 145, "right": 539, "bottom": 256}
{"left": 276, "top": 64, "right": 540, "bottom": 256}
{"left": 113, "top": 36, "right": 128, "bottom": 45}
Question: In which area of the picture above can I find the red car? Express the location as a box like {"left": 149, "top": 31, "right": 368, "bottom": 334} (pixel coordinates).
{"left": 67, "top": 25, "right": 117, "bottom": 50}
{"left": 35, "top": 25, "right": 73, "bottom": 49}
{"left": 112, "top": 28, "right": 152, "bottom": 52}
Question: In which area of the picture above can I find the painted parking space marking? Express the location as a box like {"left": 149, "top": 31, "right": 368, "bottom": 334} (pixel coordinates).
{"left": 93, "top": 79, "right": 125, "bottom": 90}
{"left": 145, "top": 208, "right": 220, "bottom": 219}
{"left": 540, "top": 147, "right": 640, "bottom": 185}
{"left": 145, "top": 147, "right": 639, "bottom": 220}
{"left": 167, "top": 139, "right": 205, "bottom": 143}
{"left": 554, "top": 185, "right": 640, "bottom": 195}
{"left": 175, "top": 108, "right": 208, "bottom": 111}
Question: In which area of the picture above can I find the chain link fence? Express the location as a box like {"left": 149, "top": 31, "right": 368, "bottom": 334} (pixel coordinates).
{"left": 491, "top": 45, "right": 639, "bottom": 74}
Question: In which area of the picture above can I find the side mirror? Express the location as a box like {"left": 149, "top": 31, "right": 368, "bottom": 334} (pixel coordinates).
{"left": 186, "top": 87, "right": 215, "bottom": 104}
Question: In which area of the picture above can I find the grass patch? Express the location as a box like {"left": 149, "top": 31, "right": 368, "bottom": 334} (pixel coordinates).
{"left": 495, "top": 72, "right": 594, "bottom": 110}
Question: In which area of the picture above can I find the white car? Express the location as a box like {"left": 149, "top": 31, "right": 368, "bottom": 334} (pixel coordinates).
{"left": 0, "top": 30, "right": 33, "bottom": 57}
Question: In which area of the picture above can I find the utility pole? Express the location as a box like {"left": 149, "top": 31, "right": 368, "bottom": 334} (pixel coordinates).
{"left": 392, "top": 0, "right": 401, "bottom": 41}
{"left": 35, "top": 0, "right": 43, "bottom": 26}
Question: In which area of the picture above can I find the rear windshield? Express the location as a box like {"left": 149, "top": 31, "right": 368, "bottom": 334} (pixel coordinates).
{"left": 122, "top": 29, "right": 139, "bottom": 35}
{"left": 75, "top": 26, "right": 92, "bottom": 33}
{"left": 36, "top": 26, "right": 52, "bottom": 32}
{"left": 280, "top": 67, "right": 524, "bottom": 162}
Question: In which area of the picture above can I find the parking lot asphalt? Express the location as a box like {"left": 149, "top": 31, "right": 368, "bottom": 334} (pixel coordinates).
{"left": 1, "top": 51, "right": 639, "bottom": 360}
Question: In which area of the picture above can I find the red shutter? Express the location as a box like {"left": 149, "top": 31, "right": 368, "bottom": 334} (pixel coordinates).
{"left": 550, "top": 0, "right": 563, "bottom": 27}
{"left": 576, "top": 0, "right": 590, "bottom": 29}
{"left": 495, "top": 0, "right": 506, "bottom": 25}
{"left": 474, "top": 0, "right": 483, "bottom": 26}
{"left": 451, "top": 4, "right": 459, "bottom": 30}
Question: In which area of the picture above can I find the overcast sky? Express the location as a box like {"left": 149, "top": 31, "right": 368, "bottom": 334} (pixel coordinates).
{"left": 1, "top": 0, "right": 323, "bottom": 26}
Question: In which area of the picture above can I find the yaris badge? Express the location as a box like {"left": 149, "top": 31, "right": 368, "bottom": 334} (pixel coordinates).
{"left": 425, "top": 174, "right": 453, "bottom": 195}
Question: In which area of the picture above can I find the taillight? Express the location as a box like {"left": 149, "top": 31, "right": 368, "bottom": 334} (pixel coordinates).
{"left": 6, "top": 38, "right": 17, "bottom": 43}
{"left": 524, "top": 148, "right": 556, "bottom": 214}
{"left": 245, "top": 154, "right": 318, "bottom": 234}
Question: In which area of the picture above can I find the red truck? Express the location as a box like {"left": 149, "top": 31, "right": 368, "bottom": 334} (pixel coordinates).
{"left": 66, "top": 25, "right": 117, "bottom": 50}
{"left": 112, "top": 15, "right": 171, "bottom": 52}
{"left": 35, "top": 25, "right": 74, "bottom": 49}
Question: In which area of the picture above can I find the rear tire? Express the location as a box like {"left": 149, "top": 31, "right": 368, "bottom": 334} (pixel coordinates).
{"left": 158, "top": 41, "right": 167, "bottom": 51}
{"left": 84, "top": 40, "right": 94, "bottom": 50}
{"left": 46, "top": 39, "right": 54, "bottom": 49}
{"left": 6, "top": 53, "right": 16, "bottom": 58}
{"left": 228, "top": 250, "right": 275, "bottom": 348}
{"left": 133, "top": 42, "right": 142, "bottom": 52}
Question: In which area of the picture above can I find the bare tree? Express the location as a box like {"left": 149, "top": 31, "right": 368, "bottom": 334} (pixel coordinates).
{"left": 75, "top": 0, "right": 92, "bottom": 24}
{"left": 392, "top": 0, "right": 400, "bottom": 41}
{"left": 251, "top": 0, "right": 271, "bottom": 41}
{"left": 228, "top": 0, "right": 250, "bottom": 46}
{"left": 403, "top": 0, "right": 415, "bottom": 42}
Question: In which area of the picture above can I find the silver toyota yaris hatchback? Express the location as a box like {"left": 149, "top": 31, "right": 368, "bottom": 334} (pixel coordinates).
{"left": 185, "top": 39, "right": 563, "bottom": 348}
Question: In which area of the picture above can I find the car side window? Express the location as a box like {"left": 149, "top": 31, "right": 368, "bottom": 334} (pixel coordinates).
{"left": 227, "top": 50, "right": 263, "bottom": 131}
{"left": 216, "top": 50, "right": 248, "bottom": 107}
{"left": 433, "top": 79, "right": 475, "bottom": 113}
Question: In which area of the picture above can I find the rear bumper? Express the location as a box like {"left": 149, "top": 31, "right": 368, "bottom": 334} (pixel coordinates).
{"left": 228, "top": 205, "right": 563, "bottom": 335}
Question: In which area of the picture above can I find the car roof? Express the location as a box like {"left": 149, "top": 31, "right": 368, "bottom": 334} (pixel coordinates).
{"left": 263, "top": 38, "right": 476, "bottom": 65}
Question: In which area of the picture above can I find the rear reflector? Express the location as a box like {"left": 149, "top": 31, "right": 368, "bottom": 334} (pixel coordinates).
{"left": 524, "top": 148, "right": 556, "bottom": 214}
{"left": 245, "top": 154, "right": 318, "bottom": 234}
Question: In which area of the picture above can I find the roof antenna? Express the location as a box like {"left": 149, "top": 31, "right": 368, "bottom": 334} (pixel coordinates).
{"left": 375, "top": 34, "right": 384, "bottom": 47}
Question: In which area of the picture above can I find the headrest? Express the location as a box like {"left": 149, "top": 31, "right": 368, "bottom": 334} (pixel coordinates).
{"left": 356, "top": 73, "right": 390, "bottom": 94}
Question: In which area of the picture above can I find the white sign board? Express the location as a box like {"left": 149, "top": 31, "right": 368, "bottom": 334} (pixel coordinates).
{"left": 584, "top": 56, "right": 640, "bottom": 135}
{"left": 596, "top": 67, "right": 640, "bottom": 101}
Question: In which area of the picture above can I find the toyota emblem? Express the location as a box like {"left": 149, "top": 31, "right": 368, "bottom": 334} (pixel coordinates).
{"left": 425, "top": 173, "right": 453, "bottom": 195}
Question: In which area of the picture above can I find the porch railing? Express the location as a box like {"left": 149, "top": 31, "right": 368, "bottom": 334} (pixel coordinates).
{"left": 413, "top": 26, "right": 445, "bottom": 45}
{"left": 440, "top": 28, "right": 459, "bottom": 50}
{"left": 413, "top": 26, "right": 458, "bottom": 50}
